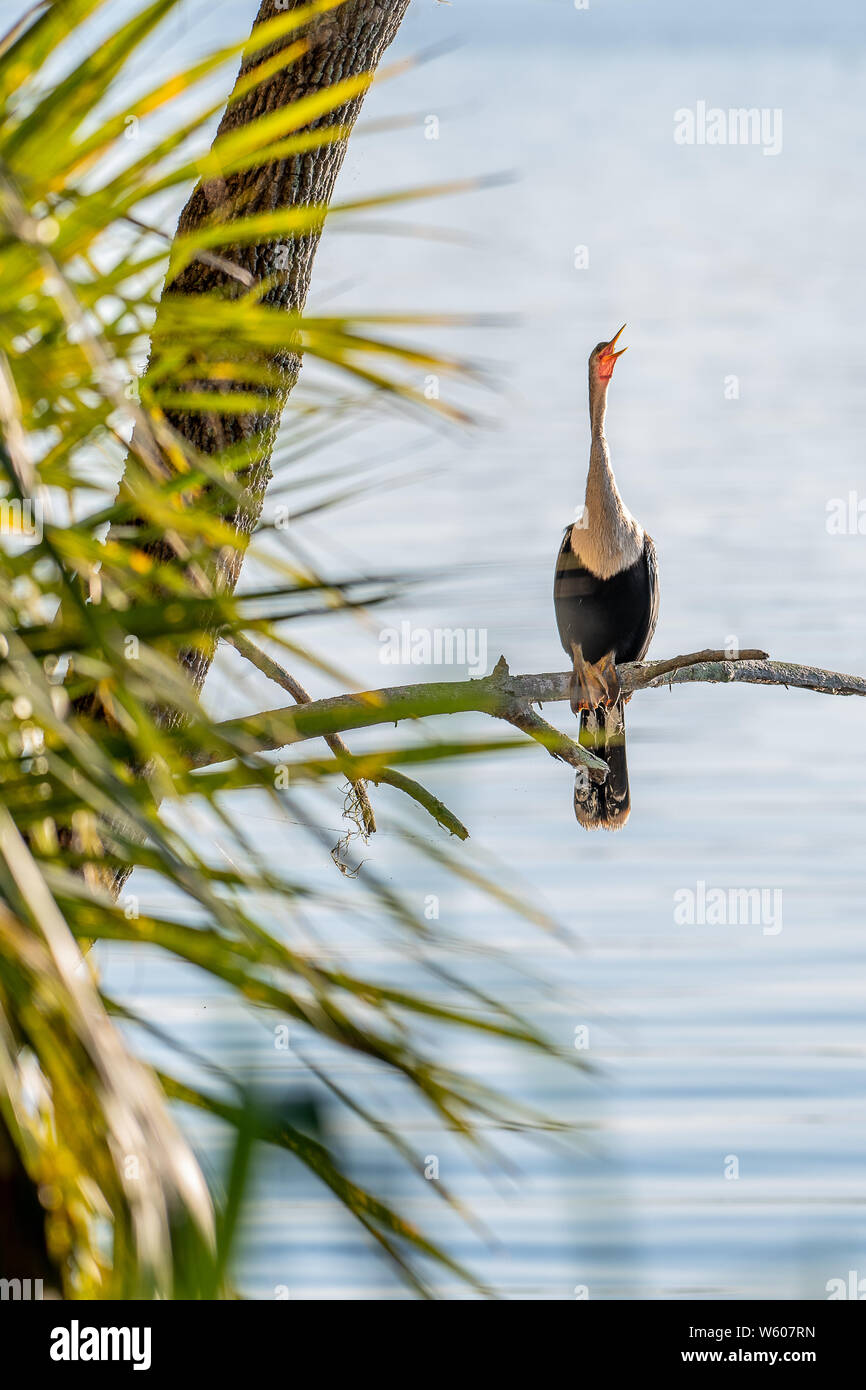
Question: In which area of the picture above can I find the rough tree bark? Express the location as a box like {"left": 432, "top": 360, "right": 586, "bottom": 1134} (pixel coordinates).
{"left": 126, "top": 0, "right": 413, "bottom": 692}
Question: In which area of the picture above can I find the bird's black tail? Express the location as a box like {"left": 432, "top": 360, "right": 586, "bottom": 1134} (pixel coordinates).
{"left": 574, "top": 703, "right": 631, "bottom": 830}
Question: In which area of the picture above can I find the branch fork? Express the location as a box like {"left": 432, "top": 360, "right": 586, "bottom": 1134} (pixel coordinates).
{"left": 219, "top": 644, "right": 866, "bottom": 839}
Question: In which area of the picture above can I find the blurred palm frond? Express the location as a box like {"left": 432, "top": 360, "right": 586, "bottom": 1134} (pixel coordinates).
{"left": 0, "top": 0, "right": 572, "bottom": 1298}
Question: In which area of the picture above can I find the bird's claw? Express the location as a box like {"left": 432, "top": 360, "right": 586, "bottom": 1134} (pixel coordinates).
{"left": 569, "top": 644, "right": 620, "bottom": 713}
{"left": 595, "top": 649, "right": 621, "bottom": 707}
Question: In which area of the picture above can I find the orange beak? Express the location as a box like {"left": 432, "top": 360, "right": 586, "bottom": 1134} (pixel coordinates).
{"left": 598, "top": 324, "right": 628, "bottom": 379}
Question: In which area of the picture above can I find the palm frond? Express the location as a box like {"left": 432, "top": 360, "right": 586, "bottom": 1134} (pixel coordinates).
{"left": 0, "top": 0, "right": 574, "bottom": 1298}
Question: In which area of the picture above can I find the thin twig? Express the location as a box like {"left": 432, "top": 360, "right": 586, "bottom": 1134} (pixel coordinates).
{"left": 627, "top": 647, "right": 769, "bottom": 684}
{"left": 371, "top": 768, "right": 469, "bottom": 840}
{"left": 122, "top": 213, "right": 256, "bottom": 288}
{"left": 225, "top": 632, "right": 377, "bottom": 834}
{"left": 497, "top": 701, "right": 607, "bottom": 777}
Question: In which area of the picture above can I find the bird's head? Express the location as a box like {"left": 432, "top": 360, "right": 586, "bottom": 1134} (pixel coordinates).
{"left": 589, "top": 325, "right": 628, "bottom": 383}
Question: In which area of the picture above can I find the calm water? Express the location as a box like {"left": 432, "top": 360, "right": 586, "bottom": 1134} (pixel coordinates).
{"left": 101, "top": 5, "right": 866, "bottom": 1298}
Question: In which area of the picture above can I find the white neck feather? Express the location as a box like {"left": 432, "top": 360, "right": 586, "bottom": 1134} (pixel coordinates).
{"left": 570, "top": 377, "right": 643, "bottom": 580}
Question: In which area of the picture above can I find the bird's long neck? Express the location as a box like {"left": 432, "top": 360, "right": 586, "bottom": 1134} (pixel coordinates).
{"left": 589, "top": 373, "right": 609, "bottom": 441}
{"left": 587, "top": 375, "right": 619, "bottom": 510}
{"left": 571, "top": 373, "right": 643, "bottom": 580}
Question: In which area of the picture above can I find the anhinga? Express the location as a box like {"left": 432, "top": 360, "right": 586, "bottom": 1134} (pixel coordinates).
{"left": 553, "top": 327, "right": 659, "bottom": 829}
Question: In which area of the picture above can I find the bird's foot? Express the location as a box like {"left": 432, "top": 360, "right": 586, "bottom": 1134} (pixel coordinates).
{"left": 569, "top": 643, "right": 609, "bottom": 713}
{"left": 569, "top": 645, "right": 621, "bottom": 713}
{"left": 595, "top": 649, "right": 621, "bottom": 707}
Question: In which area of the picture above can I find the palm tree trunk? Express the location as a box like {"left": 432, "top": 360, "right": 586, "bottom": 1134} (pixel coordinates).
{"left": 137, "top": 0, "right": 412, "bottom": 694}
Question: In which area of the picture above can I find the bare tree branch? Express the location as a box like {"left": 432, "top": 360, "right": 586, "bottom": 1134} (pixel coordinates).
{"left": 196, "top": 649, "right": 866, "bottom": 778}
{"left": 369, "top": 767, "right": 470, "bottom": 841}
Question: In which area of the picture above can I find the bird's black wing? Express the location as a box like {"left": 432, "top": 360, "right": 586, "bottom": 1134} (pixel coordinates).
{"left": 554, "top": 525, "right": 659, "bottom": 666}
{"left": 636, "top": 532, "right": 660, "bottom": 661}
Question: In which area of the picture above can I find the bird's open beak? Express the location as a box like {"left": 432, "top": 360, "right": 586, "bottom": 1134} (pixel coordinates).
{"left": 598, "top": 324, "right": 628, "bottom": 378}
{"left": 604, "top": 323, "right": 628, "bottom": 362}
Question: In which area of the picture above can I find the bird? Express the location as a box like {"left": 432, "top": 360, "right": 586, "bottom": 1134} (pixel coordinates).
{"left": 553, "top": 326, "right": 659, "bottom": 829}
